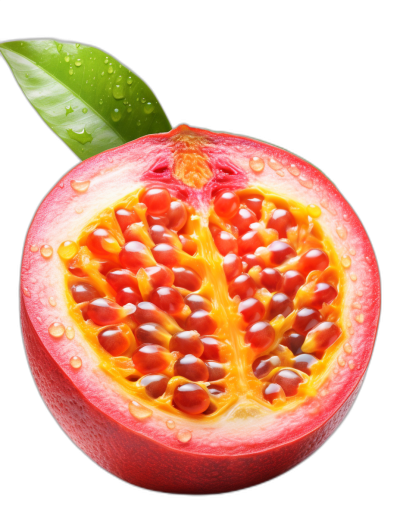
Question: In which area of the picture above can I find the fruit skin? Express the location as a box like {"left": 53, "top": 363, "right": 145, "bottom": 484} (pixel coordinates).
{"left": 20, "top": 124, "right": 380, "bottom": 494}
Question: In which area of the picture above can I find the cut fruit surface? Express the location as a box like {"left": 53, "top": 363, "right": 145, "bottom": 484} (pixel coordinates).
{"left": 21, "top": 125, "right": 380, "bottom": 494}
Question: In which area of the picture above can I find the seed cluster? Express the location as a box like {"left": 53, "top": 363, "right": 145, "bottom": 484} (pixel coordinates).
{"left": 62, "top": 185, "right": 343, "bottom": 418}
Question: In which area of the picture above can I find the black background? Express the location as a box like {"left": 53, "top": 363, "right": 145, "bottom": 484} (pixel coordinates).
{"left": 0, "top": 22, "right": 392, "bottom": 523}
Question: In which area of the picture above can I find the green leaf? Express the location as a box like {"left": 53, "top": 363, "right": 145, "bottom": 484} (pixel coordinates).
{"left": 0, "top": 39, "right": 171, "bottom": 160}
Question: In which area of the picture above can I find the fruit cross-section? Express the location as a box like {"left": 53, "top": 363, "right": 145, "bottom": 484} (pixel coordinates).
{"left": 62, "top": 183, "right": 344, "bottom": 419}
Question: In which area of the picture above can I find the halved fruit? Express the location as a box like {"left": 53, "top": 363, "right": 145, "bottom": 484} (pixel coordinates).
{"left": 21, "top": 125, "right": 380, "bottom": 494}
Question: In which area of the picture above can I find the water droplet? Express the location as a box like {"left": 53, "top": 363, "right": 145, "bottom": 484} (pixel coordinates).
{"left": 108, "top": 66, "right": 114, "bottom": 74}
{"left": 123, "top": 99, "right": 129, "bottom": 105}
{"left": 288, "top": 164, "right": 301, "bottom": 177}
{"left": 75, "top": 59, "right": 82, "bottom": 67}
{"left": 355, "top": 313, "right": 364, "bottom": 324}
{"left": 48, "top": 297, "right": 56, "bottom": 307}
{"left": 128, "top": 400, "right": 152, "bottom": 420}
{"left": 341, "top": 255, "right": 351, "bottom": 268}
{"left": 141, "top": 97, "right": 146, "bottom": 103}
{"left": 276, "top": 169, "right": 285, "bottom": 177}
{"left": 99, "top": 99, "right": 103, "bottom": 105}
{"left": 104, "top": 57, "right": 109, "bottom": 64}
{"left": 343, "top": 213, "right": 349, "bottom": 221}
{"left": 127, "top": 76, "right": 133, "bottom": 85}
{"left": 344, "top": 343, "right": 352, "bottom": 354}
{"left": 166, "top": 420, "right": 175, "bottom": 429}
{"left": 337, "top": 355, "right": 346, "bottom": 367}
{"left": 348, "top": 360, "right": 355, "bottom": 370}
{"left": 30, "top": 245, "right": 38, "bottom": 253}
{"left": 111, "top": 108, "right": 122, "bottom": 122}
{"left": 112, "top": 83, "right": 126, "bottom": 100}
{"left": 58, "top": 240, "right": 79, "bottom": 260}
{"left": 65, "top": 105, "right": 74, "bottom": 116}
{"left": 70, "top": 180, "right": 90, "bottom": 193}
{"left": 75, "top": 43, "right": 80, "bottom": 48}
{"left": 320, "top": 198, "right": 337, "bottom": 215}
{"left": 127, "top": 105, "right": 132, "bottom": 113}
{"left": 40, "top": 245, "right": 53, "bottom": 258}
{"left": 23, "top": 287, "right": 31, "bottom": 297}
{"left": 57, "top": 44, "right": 63, "bottom": 53}
{"left": 176, "top": 429, "right": 192, "bottom": 443}
{"left": 66, "top": 327, "right": 75, "bottom": 340}
{"left": 70, "top": 355, "right": 82, "bottom": 369}
{"left": 101, "top": 71, "right": 105, "bottom": 76}
{"left": 268, "top": 158, "right": 283, "bottom": 171}
{"left": 25, "top": 73, "right": 29, "bottom": 78}
{"left": 336, "top": 225, "right": 347, "bottom": 239}
{"left": 67, "top": 129, "right": 93, "bottom": 145}
{"left": 349, "top": 248, "right": 356, "bottom": 256}
{"left": 48, "top": 322, "right": 65, "bottom": 338}
{"left": 75, "top": 206, "right": 83, "bottom": 214}
{"left": 307, "top": 204, "right": 321, "bottom": 218}
{"left": 64, "top": 56, "right": 70, "bottom": 63}
{"left": 350, "top": 273, "right": 357, "bottom": 281}
{"left": 136, "top": 119, "right": 141, "bottom": 126}
{"left": 299, "top": 176, "right": 313, "bottom": 189}
{"left": 144, "top": 102, "right": 154, "bottom": 114}
{"left": 82, "top": 108, "right": 88, "bottom": 114}
{"left": 356, "top": 290, "right": 363, "bottom": 297}
{"left": 68, "top": 68, "right": 73, "bottom": 76}
{"left": 352, "top": 301, "right": 362, "bottom": 309}
{"left": 249, "top": 156, "right": 265, "bottom": 172}
{"left": 59, "top": 182, "right": 64, "bottom": 188}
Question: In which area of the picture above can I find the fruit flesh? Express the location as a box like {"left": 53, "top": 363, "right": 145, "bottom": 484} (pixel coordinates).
{"left": 20, "top": 125, "right": 380, "bottom": 493}
{"left": 60, "top": 182, "right": 346, "bottom": 419}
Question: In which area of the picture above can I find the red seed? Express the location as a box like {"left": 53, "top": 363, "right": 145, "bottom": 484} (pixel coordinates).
{"left": 293, "top": 354, "right": 319, "bottom": 375}
{"left": 179, "top": 234, "right": 197, "bottom": 255}
{"left": 228, "top": 274, "right": 257, "bottom": 300}
{"left": 106, "top": 269, "right": 137, "bottom": 291}
{"left": 242, "top": 195, "right": 263, "bottom": 219}
{"left": 269, "top": 292, "right": 294, "bottom": 319}
{"left": 147, "top": 213, "right": 168, "bottom": 227}
{"left": 86, "top": 228, "right": 114, "bottom": 256}
{"left": 174, "top": 354, "right": 209, "bottom": 381}
{"left": 214, "top": 191, "right": 240, "bottom": 219}
{"left": 167, "top": 201, "right": 188, "bottom": 231}
{"left": 282, "top": 270, "right": 305, "bottom": 299}
{"left": 98, "top": 326, "right": 130, "bottom": 357}
{"left": 152, "top": 243, "right": 180, "bottom": 267}
{"left": 115, "top": 208, "right": 140, "bottom": 232}
{"left": 174, "top": 383, "right": 210, "bottom": 414}
{"left": 242, "top": 253, "right": 265, "bottom": 272}
{"left": 135, "top": 323, "right": 170, "bottom": 348}
{"left": 187, "top": 310, "right": 217, "bottom": 335}
{"left": 170, "top": 330, "right": 204, "bottom": 357}
{"left": 304, "top": 321, "right": 341, "bottom": 351}
{"left": 185, "top": 294, "right": 212, "bottom": 312}
{"left": 265, "top": 240, "right": 296, "bottom": 266}
{"left": 312, "top": 283, "right": 337, "bottom": 309}
{"left": 87, "top": 298, "right": 132, "bottom": 326}
{"left": 116, "top": 286, "right": 142, "bottom": 306}
{"left": 273, "top": 369, "right": 303, "bottom": 397}
{"left": 245, "top": 321, "right": 275, "bottom": 350}
{"left": 298, "top": 249, "right": 329, "bottom": 275}
{"left": 263, "top": 383, "right": 285, "bottom": 403}
{"left": 238, "top": 297, "right": 265, "bottom": 324}
{"left": 141, "top": 374, "right": 169, "bottom": 398}
{"left": 71, "top": 283, "right": 100, "bottom": 303}
{"left": 260, "top": 268, "right": 283, "bottom": 292}
{"left": 120, "top": 241, "right": 155, "bottom": 272}
{"left": 293, "top": 308, "right": 322, "bottom": 335}
{"left": 132, "top": 344, "right": 170, "bottom": 374}
{"left": 149, "top": 287, "right": 185, "bottom": 315}
{"left": 238, "top": 230, "right": 264, "bottom": 255}
{"left": 267, "top": 209, "right": 296, "bottom": 238}
{"left": 252, "top": 355, "right": 281, "bottom": 379}
{"left": 205, "top": 361, "right": 225, "bottom": 381}
{"left": 200, "top": 337, "right": 223, "bottom": 361}
{"left": 172, "top": 266, "right": 202, "bottom": 291}
{"left": 230, "top": 208, "right": 257, "bottom": 234}
{"left": 207, "top": 384, "right": 226, "bottom": 397}
{"left": 97, "top": 261, "right": 116, "bottom": 276}
{"left": 213, "top": 230, "right": 238, "bottom": 256}
{"left": 150, "top": 225, "right": 180, "bottom": 247}
{"left": 133, "top": 301, "right": 174, "bottom": 329}
{"left": 142, "top": 187, "right": 171, "bottom": 215}
{"left": 223, "top": 253, "right": 243, "bottom": 282}
{"left": 280, "top": 332, "right": 305, "bottom": 355}
{"left": 144, "top": 265, "right": 174, "bottom": 288}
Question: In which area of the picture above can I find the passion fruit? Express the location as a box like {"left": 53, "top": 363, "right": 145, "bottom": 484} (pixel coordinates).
{"left": 20, "top": 125, "right": 380, "bottom": 494}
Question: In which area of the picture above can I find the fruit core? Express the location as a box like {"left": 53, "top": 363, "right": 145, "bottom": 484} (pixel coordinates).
{"left": 60, "top": 184, "right": 345, "bottom": 419}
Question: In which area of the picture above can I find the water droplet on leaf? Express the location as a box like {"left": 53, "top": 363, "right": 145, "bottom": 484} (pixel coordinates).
{"left": 111, "top": 108, "right": 121, "bottom": 122}
{"left": 75, "top": 59, "right": 82, "bottom": 66}
{"left": 82, "top": 108, "right": 88, "bottom": 114}
{"left": 67, "top": 129, "right": 93, "bottom": 145}
{"left": 144, "top": 102, "right": 154, "bottom": 114}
